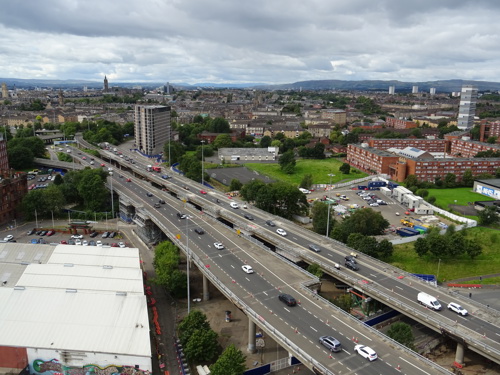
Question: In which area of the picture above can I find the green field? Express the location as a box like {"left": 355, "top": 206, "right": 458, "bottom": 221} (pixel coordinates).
{"left": 426, "top": 187, "right": 495, "bottom": 209}
{"left": 392, "top": 227, "right": 500, "bottom": 282}
{"left": 244, "top": 159, "right": 367, "bottom": 186}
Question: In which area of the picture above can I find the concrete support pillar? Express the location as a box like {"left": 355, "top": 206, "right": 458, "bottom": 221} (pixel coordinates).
{"left": 455, "top": 342, "right": 465, "bottom": 365}
{"left": 247, "top": 319, "right": 256, "bottom": 353}
{"left": 202, "top": 274, "right": 210, "bottom": 301}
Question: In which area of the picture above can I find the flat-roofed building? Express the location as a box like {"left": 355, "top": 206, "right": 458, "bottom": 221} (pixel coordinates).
{"left": 134, "top": 105, "right": 171, "bottom": 156}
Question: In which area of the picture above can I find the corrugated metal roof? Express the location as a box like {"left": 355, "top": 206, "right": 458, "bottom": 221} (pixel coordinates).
{"left": 0, "top": 288, "right": 150, "bottom": 356}
{"left": 48, "top": 245, "right": 140, "bottom": 268}
{"left": 17, "top": 263, "right": 144, "bottom": 294}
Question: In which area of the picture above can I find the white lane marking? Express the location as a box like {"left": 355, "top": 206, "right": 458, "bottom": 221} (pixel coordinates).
{"left": 245, "top": 277, "right": 250, "bottom": 282}
{"left": 263, "top": 291, "right": 268, "bottom": 296}
{"left": 399, "top": 356, "right": 431, "bottom": 374}
{"left": 342, "top": 348, "right": 350, "bottom": 355}
{"left": 332, "top": 315, "right": 372, "bottom": 341}
{"left": 370, "top": 273, "right": 378, "bottom": 278}
{"left": 230, "top": 265, "right": 235, "bottom": 269}
{"left": 395, "top": 285, "right": 403, "bottom": 290}
{"left": 310, "top": 326, "right": 318, "bottom": 332}
{"left": 284, "top": 307, "right": 290, "bottom": 313}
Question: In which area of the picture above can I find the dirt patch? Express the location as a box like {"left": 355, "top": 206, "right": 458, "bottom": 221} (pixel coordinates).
{"left": 449, "top": 204, "right": 478, "bottom": 216}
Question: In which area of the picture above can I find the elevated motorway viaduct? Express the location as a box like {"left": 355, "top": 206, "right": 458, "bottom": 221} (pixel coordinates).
{"left": 74, "top": 137, "right": 500, "bottom": 368}
{"left": 108, "top": 176, "right": 451, "bottom": 375}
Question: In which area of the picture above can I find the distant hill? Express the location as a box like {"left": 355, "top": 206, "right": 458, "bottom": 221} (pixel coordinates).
{"left": 1, "top": 77, "right": 500, "bottom": 93}
{"left": 257, "top": 79, "right": 500, "bottom": 93}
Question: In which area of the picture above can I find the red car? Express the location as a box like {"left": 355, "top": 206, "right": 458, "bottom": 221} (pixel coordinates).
{"left": 111, "top": 243, "right": 119, "bottom": 247}
{"left": 100, "top": 163, "right": 105, "bottom": 167}
{"left": 126, "top": 178, "right": 131, "bottom": 182}
{"left": 46, "top": 230, "right": 55, "bottom": 236}
{"left": 60, "top": 240, "right": 67, "bottom": 244}
{"left": 200, "top": 190, "right": 207, "bottom": 194}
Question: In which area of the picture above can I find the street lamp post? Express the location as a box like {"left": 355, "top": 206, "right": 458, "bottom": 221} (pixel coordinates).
{"left": 51, "top": 211, "right": 55, "bottom": 228}
{"left": 326, "top": 173, "right": 335, "bottom": 238}
{"left": 186, "top": 216, "right": 191, "bottom": 313}
{"left": 201, "top": 140, "right": 205, "bottom": 187}
{"left": 109, "top": 171, "right": 114, "bottom": 219}
{"left": 436, "top": 258, "right": 441, "bottom": 284}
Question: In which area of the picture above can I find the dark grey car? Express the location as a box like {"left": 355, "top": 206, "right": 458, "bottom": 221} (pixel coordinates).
{"left": 308, "top": 244, "right": 321, "bottom": 252}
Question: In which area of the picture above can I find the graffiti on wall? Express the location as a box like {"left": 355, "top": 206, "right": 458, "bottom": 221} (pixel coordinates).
{"left": 32, "top": 359, "right": 150, "bottom": 375}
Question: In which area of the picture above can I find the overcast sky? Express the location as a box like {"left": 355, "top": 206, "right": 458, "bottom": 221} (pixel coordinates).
{"left": 1, "top": 0, "right": 500, "bottom": 84}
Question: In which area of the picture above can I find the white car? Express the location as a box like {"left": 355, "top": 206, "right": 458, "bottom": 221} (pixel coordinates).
{"left": 214, "top": 242, "right": 224, "bottom": 250}
{"left": 118, "top": 242, "right": 126, "bottom": 248}
{"left": 3, "top": 235, "right": 14, "bottom": 241}
{"left": 242, "top": 265, "right": 254, "bottom": 274}
{"left": 82, "top": 240, "right": 88, "bottom": 246}
{"left": 447, "top": 302, "right": 468, "bottom": 316}
{"left": 71, "top": 234, "right": 83, "bottom": 239}
{"left": 75, "top": 239, "right": 82, "bottom": 246}
{"left": 299, "top": 188, "right": 310, "bottom": 194}
{"left": 230, "top": 202, "right": 239, "bottom": 209}
{"left": 96, "top": 240, "right": 103, "bottom": 247}
{"left": 276, "top": 228, "right": 287, "bottom": 236}
{"left": 369, "top": 202, "right": 379, "bottom": 207}
{"left": 354, "top": 345, "right": 378, "bottom": 361}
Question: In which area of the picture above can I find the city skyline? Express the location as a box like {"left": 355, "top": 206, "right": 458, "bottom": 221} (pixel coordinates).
{"left": 1, "top": 1, "right": 500, "bottom": 84}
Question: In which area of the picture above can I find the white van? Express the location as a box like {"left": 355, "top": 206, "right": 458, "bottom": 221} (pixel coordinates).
{"left": 230, "top": 202, "right": 239, "bottom": 209}
{"left": 417, "top": 292, "right": 442, "bottom": 311}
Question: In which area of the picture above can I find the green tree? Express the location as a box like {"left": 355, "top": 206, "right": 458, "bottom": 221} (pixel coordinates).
{"left": 487, "top": 136, "right": 498, "bottom": 144}
{"left": 414, "top": 237, "right": 429, "bottom": 257}
{"left": 178, "top": 310, "right": 211, "bottom": 347}
{"left": 332, "top": 209, "right": 389, "bottom": 243}
{"left": 465, "top": 239, "right": 482, "bottom": 259}
{"left": 461, "top": 169, "right": 474, "bottom": 187}
{"left": 164, "top": 141, "right": 185, "bottom": 165}
{"left": 209, "top": 117, "right": 230, "bottom": 133}
{"left": 260, "top": 135, "right": 272, "bottom": 148}
{"left": 387, "top": 322, "right": 415, "bottom": 350}
{"left": 43, "top": 185, "right": 66, "bottom": 214}
{"left": 210, "top": 344, "right": 247, "bottom": 375}
{"left": 427, "top": 230, "right": 449, "bottom": 258}
{"left": 307, "top": 263, "right": 323, "bottom": 279}
{"left": 240, "top": 179, "right": 266, "bottom": 202}
{"left": 213, "top": 134, "right": 233, "bottom": 149}
{"left": 427, "top": 196, "right": 436, "bottom": 204}
{"left": 7, "top": 146, "right": 34, "bottom": 169}
{"left": 229, "top": 179, "right": 243, "bottom": 192}
{"left": 299, "top": 174, "right": 313, "bottom": 189}
{"left": 311, "top": 201, "right": 332, "bottom": 236}
{"left": 339, "top": 163, "right": 351, "bottom": 174}
{"left": 185, "top": 328, "right": 219, "bottom": 363}
{"left": 444, "top": 173, "right": 457, "bottom": 188}
{"left": 278, "top": 150, "right": 296, "bottom": 174}
{"left": 53, "top": 174, "right": 63, "bottom": 185}
{"left": 447, "top": 232, "right": 466, "bottom": 258}
{"left": 21, "top": 190, "right": 46, "bottom": 220}
{"left": 478, "top": 205, "right": 500, "bottom": 226}
{"left": 404, "top": 175, "right": 418, "bottom": 189}
{"left": 415, "top": 189, "right": 429, "bottom": 198}
{"left": 331, "top": 294, "right": 353, "bottom": 313}
{"left": 377, "top": 239, "right": 394, "bottom": 259}
{"left": 281, "top": 138, "right": 296, "bottom": 153}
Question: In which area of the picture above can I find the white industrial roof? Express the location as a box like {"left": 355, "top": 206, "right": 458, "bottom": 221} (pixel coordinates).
{"left": 16, "top": 263, "right": 144, "bottom": 294}
{"left": 0, "top": 287, "right": 150, "bottom": 356}
{"left": 48, "top": 245, "right": 140, "bottom": 268}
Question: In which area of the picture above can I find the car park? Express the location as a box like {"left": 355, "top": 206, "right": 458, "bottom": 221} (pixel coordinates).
{"left": 3, "top": 235, "right": 14, "bottom": 241}
{"left": 447, "top": 302, "right": 468, "bottom": 316}
{"left": 102, "top": 232, "right": 109, "bottom": 238}
{"left": 194, "top": 228, "right": 204, "bottom": 235}
{"left": 214, "top": 242, "right": 224, "bottom": 250}
{"left": 319, "top": 336, "right": 342, "bottom": 352}
{"left": 244, "top": 213, "right": 254, "bottom": 220}
{"left": 354, "top": 345, "right": 377, "bottom": 361}
{"left": 308, "top": 244, "right": 321, "bottom": 252}
{"left": 276, "top": 228, "right": 287, "bottom": 236}
{"left": 230, "top": 202, "right": 239, "bottom": 209}
{"left": 266, "top": 220, "right": 276, "bottom": 227}
{"left": 177, "top": 213, "right": 187, "bottom": 219}
{"left": 242, "top": 265, "right": 254, "bottom": 274}
{"left": 278, "top": 293, "right": 297, "bottom": 306}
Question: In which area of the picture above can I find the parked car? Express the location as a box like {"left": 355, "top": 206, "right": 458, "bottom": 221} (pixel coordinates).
{"left": 3, "top": 234, "right": 14, "bottom": 241}
{"left": 27, "top": 228, "right": 36, "bottom": 235}
{"left": 101, "top": 232, "right": 110, "bottom": 238}
{"left": 60, "top": 240, "right": 68, "bottom": 244}
{"left": 118, "top": 242, "right": 126, "bottom": 248}
{"left": 46, "top": 230, "right": 55, "bottom": 236}
{"left": 82, "top": 240, "right": 88, "bottom": 246}
{"left": 71, "top": 234, "right": 83, "bottom": 239}
{"left": 96, "top": 241, "right": 103, "bottom": 247}
{"left": 242, "top": 265, "right": 254, "bottom": 274}
{"left": 109, "top": 232, "right": 116, "bottom": 238}
{"left": 31, "top": 239, "right": 39, "bottom": 244}
{"left": 89, "top": 231, "right": 98, "bottom": 238}
{"left": 89, "top": 240, "right": 96, "bottom": 246}
{"left": 75, "top": 239, "right": 82, "bottom": 246}
{"left": 278, "top": 293, "right": 297, "bottom": 306}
